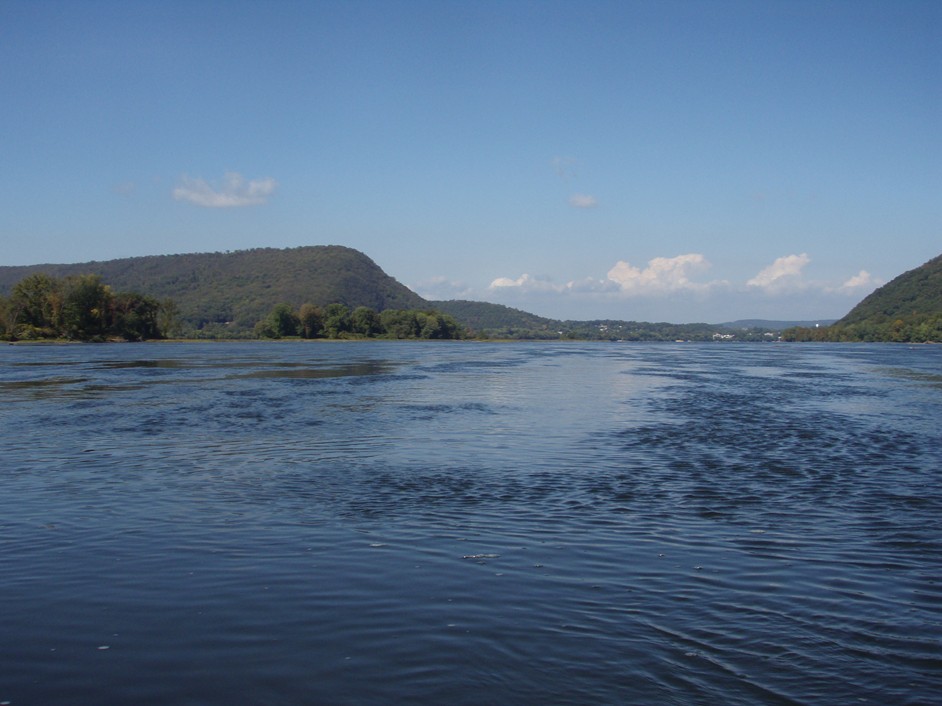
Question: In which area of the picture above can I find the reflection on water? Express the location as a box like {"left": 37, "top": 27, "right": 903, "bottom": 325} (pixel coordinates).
{"left": 230, "top": 362, "right": 394, "bottom": 380}
{"left": 0, "top": 342, "right": 939, "bottom": 705}
{"left": 95, "top": 359, "right": 189, "bottom": 369}
{"left": 877, "top": 365, "right": 942, "bottom": 389}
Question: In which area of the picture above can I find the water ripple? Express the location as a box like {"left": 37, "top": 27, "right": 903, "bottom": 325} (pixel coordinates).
{"left": 0, "top": 342, "right": 939, "bottom": 705}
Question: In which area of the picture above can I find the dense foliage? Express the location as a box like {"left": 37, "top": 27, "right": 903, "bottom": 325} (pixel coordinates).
{"left": 0, "top": 273, "right": 168, "bottom": 341}
{"left": 254, "top": 302, "right": 464, "bottom": 340}
{"left": 784, "top": 254, "right": 941, "bottom": 342}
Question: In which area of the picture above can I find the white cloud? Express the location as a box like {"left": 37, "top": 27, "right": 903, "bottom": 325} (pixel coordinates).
{"left": 569, "top": 193, "right": 598, "bottom": 208}
{"left": 566, "top": 276, "right": 620, "bottom": 293}
{"left": 172, "top": 172, "right": 277, "bottom": 208}
{"left": 488, "top": 254, "right": 720, "bottom": 305}
{"left": 488, "top": 273, "right": 565, "bottom": 293}
{"left": 482, "top": 252, "right": 882, "bottom": 321}
{"left": 606, "top": 253, "right": 714, "bottom": 294}
{"left": 747, "top": 253, "right": 810, "bottom": 290}
{"left": 838, "top": 269, "right": 883, "bottom": 292}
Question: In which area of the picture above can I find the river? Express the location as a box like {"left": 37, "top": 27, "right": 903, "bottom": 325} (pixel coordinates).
{"left": 1, "top": 341, "right": 939, "bottom": 705}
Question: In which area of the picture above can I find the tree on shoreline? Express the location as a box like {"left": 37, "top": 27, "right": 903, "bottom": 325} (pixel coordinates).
{"left": 255, "top": 302, "right": 464, "bottom": 340}
{"left": 298, "top": 303, "right": 323, "bottom": 338}
{"left": 0, "top": 273, "right": 166, "bottom": 341}
{"left": 783, "top": 314, "right": 942, "bottom": 343}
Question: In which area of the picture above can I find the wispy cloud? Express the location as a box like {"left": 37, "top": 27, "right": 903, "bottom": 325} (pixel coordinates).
{"left": 569, "top": 193, "right": 598, "bottom": 208}
{"left": 172, "top": 172, "right": 277, "bottom": 208}
{"left": 747, "top": 253, "right": 810, "bottom": 291}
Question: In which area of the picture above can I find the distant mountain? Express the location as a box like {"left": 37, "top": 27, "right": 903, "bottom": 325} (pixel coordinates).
{"left": 784, "top": 254, "right": 942, "bottom": 342}
{"left": 0, "top": 246, "right": 425, "bottom": 330}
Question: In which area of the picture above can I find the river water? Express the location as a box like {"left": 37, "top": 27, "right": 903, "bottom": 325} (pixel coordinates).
{"left": 1, "top": 341, "right": 939, "bottom": 705}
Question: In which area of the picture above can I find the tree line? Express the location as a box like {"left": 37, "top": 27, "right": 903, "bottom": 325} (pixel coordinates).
{"left": 782, "top": 314, "right": 942, "bottom": 343}
{"left": 254, "top": 302, "right": 464, "bottom": 339}
{"left": 0, "top": 273, "right": 466, "bottom": 342}
{"left": 0, "top": 273, "right": 175, "bottom": 341}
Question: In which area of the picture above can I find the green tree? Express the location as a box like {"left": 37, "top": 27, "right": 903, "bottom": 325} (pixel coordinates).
{"left": 257, "top": 303, "right": 300, "bottom": 338}
{"left": 350, "top": 306, "right": 381, "bottom": 336}
{"left": 10, "top": 273, "right": 61, "bottom": 335}
{"left": 272, "top": 303, "right": 300, "bottom": 337}
{"left": 62, "top": 274, "right": 113, "bottom": 340}
{"left": 299, "top": 303, "right": 323, "bottom": 338}
{"left": 323, "top": 303, "right": 351, "bottom": 338}
{"left": 417, "top": 311, "right": 463, "bottom": 339}
{"left": 158, "top": 299, "right": 182, "bottom": 339}
{"left": 254, "top": 319, "right": 277, "bottom": 339}
{"left": 0, "top": 295, "right": 10, "bottom": 339}
{"left": 111, "top": 292, "right": 162, "bottom": 341}
{"left": 379, "top": 309, "right": 419, "bottom": 338}
{"left": 3, "top": 272, "right": 173, "bottom": 341}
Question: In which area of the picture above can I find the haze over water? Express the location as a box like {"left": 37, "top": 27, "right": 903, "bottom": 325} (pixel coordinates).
{"left": 1, "top": 342, "right": 940, "bottom": 705}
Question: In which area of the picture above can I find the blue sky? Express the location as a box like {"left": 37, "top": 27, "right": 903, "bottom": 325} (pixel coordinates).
{"left": 2, "top": 0, "right": 939, "bottom": 322}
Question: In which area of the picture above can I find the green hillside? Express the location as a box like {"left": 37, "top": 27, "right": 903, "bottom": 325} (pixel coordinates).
{"left": 429, "top": 300, "right": 558, "bottom": 336}
{"left": 838, "top": 254, "right": 942, "bottom": 326}
{"left": 785, "top": 254, "right": 942, "bottom": 342}
{"left": 0, "top": 246, "right": 425, "bottom": 332}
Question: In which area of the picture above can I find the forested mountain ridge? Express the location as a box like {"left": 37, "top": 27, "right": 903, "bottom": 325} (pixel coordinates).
{"left": 0, "top": 246, "right": 425, "bottom": 332}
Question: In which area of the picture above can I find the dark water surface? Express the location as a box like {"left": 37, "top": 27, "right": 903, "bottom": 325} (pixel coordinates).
{"left": 1, "top": 342, "right": 939, "bottom": 705}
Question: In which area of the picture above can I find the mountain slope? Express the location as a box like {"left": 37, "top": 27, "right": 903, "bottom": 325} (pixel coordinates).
{"left": 783, "top": 254, "right": 942, "bottom": 342}
{"left": 0, "top": 246, "right": 425, "bottom": 329}
{"left": 429, "top": 300, "right": 558, "bottom": 333}
{"left": 837, "top": 254, "right": 942, "bottom": 326}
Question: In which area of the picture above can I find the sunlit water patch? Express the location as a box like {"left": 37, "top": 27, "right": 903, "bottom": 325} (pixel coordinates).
{"left": 0, "top": 342, "right": 939, "bottom": 705}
